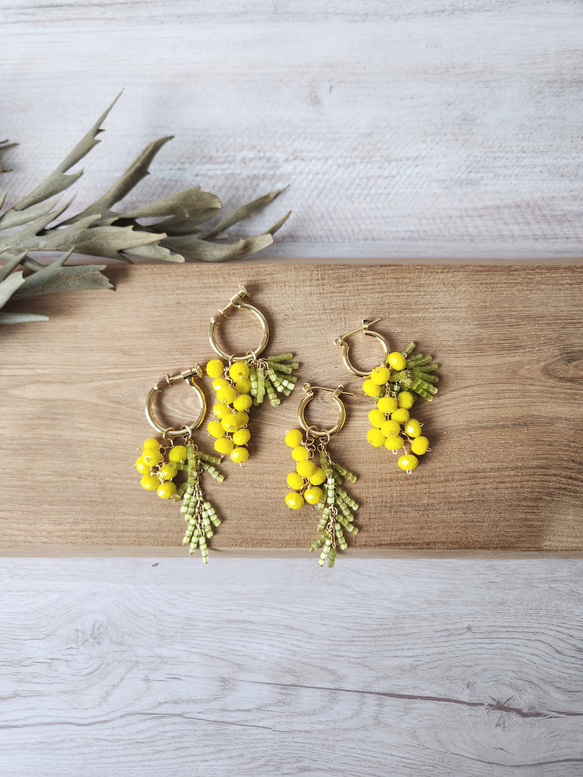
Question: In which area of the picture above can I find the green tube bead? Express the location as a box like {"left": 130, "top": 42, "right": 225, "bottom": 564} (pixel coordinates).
{"left": 268, "top": 361, "right": 293, "bottom": 374}
{"left": 199, "top": 451, "right": 222, "bottom": 466}
{"left": 412, "top": 370, "right": 439, "bottom": 384}
{"left": 257, "top": 367, "right": 265, "bottom": 402}
{"left": 328, "top": 547, "right": 337, "bottom": 568}
{"left": 266, "top": 353, "right": 294, "bottom": 363}
{"left": 336, "top": 488, "right": 359, "bottom": 510}
{"left": 332, "top": 462, "right": 357, "bottom": 482}
{"left": 403, "top": 342, "right": 416, "bottom": 356}
{"left": 200, "top": 461, "right": 225, "bottom": 481}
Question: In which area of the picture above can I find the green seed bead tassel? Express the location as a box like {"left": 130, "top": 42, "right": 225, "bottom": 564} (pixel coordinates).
{"left": 136, "top": 432, "right": 224, "bottom": 563}
{"left": 296, "top": 440, "right": 359, "bottom": 568}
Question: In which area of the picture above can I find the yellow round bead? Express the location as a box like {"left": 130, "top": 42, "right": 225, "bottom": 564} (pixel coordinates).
{"left": 213, "top": 402, "right": 231, "bottom": 419}
{"left": 309, "top": 468, "right": 326, "bottom": 486}
{"left": 229, "top": 361, "right": 250, "bottom": 382}
{"left": 304, "top": 486, "right": 324, "bottom": 505}
{"left": 159, "top": 464, "right": 178, "bottom": 481}
{"left": 206, "top": 359, "right": 225, "bottom": 379}
{"left": 168, "top": 445, "right": 187, "bottom": 462}
{"left": 380, "top": 419, "right": 401, "bottom": 438}
{"left": 411, "top": 436, "right": 429, "bottom": 455}
{"left": 367, "top": 428, "right": 386, "bottom": 447}
{"left": 398, "top": 454, "right": 419, "bottom": 471}
{"left": 142, "top": 448, "right": 162, "bottom": 466}
{"left": 388, "top": 352, "right": 407, "bottom": 371}
{"left": 296, "top": 459, "right": 316, "bottom": 478}
{"left": 370, "top": 365, "right": 391, "bottom": 385}
{"left": 157, "top": 481, "right": 177, "bottom": 499}
{"left": 141, "top": 473, "right": 160, "bottom": 490}
{"left": 232, "top": 428, "right": 251, "bottom": 446}
{"left": 368, "top": 408, "right": 387, "bottom": 428}
{"left": 221, "top": 414, "right": 238, "bottom": 433}
{"left": 285, "top": 491, "right": 305, "bottom": 510}
{"left": 384, "top": 435, "right": 404, "bottom": 451}
{"left": 215, "top": 437, "right": 235, "bottom": 455}
{"left": 233, "top": 393, "right": 253, "bottom": 412}
{"left": 285, "top": 429, "right": 304, "bottom": 448}
{"left": 135, "top": 456, "right": 150, "bottom": 475}
{"left": 230, "top": 447, "right": 250, "bottom": 464}
{"left": 391, "top": 408, "right": 410, "bottom": 425}
{"left": 212, "top": 377, "right": 230, "bottom": 392}
{"left": 377, "top": 396, "right": 398, "bottom": 414}
{"left": 143, "top": 438, "right": 160, "bottom": 450}
{"left": 208, "top": 420, "right": 225, "bottom": 438}
{"left": 235, "top": 379, "right": 251, "bottom": 394}
{"left": 287, "top": 471, "right": 305, "bottom": 490}
{"left": 233, "top": 411, "right": 249, "bottom": 429}
{"left": 398, "top": 391, "right": 415, "bottom": 410}
{"left": 405, "top": 419, "right": 422, "bottom": 438}
{"left": 216, "top": 385, "right": 237, "bottom": 405}
{"left": 363, "top": 379, "right": 383, "bottom": 398}
{"left": 292, "top": 445, "right": 309, "bottom": 462}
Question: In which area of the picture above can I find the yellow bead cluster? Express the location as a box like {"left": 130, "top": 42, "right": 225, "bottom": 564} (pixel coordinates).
{"left": 136, "top": 436, "right": 224, "bottom": 563}
{"left": 206, "top": 358, "right": 252, "bottom": 464}
{"left": 283, "top": 429, "right": 327, "bottom": 510}
{"left": 283, "top": 429, "right": 359, "bottom": 568}
{"left": 136, "top": 438, "right": 181, "bottom": 499}
{"left": 363, "top": 347, "right": 436, "bottom": 472}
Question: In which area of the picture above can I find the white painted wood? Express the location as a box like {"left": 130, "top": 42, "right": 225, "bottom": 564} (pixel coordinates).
{"left": 1, "top": 1, "right": 583, "bottom": 260}
{"left": 0, "top": 558, "right": 582, "bottom": 776}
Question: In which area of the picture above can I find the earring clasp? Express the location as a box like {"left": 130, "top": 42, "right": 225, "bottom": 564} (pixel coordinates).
{"left": 334, "top": 319, "right": 390, "bottom": 377}
{"left": 298, "top": 383, "right": 348, "bottom": 438}
{"left": 145, "top": 365, "right": 207, "bottom": 438}
{"left": 209, "top": 285, "right": 270, "bottom": 361}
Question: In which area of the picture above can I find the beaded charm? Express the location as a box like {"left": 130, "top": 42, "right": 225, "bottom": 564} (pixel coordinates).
{"left": 206, "top": 286, "right": 298, "bottom": 463}
{"left": 284, "top": 383, "right": 359, "bottom": 568}
{"left": 137, "top": 366, "right": 223, "bottom": 563}
{"left": 335, "top": 320, "right": 439, "bottom": 473}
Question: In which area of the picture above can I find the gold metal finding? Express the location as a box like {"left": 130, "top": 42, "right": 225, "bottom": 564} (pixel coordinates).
{"left": 297, "top": 383, "right": 348, "bottom": 438}
{"left": 209, "top": 285, "right": 270, "bottom": 360}
{"left": 334, "top": 319, "right": 390, "bottom": 377}
{"left": 145, "top": 365, "right": 207, "bottom": 438}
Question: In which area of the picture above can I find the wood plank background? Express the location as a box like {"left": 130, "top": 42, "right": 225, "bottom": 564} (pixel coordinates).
{"left": 1, "top": 557, "right": 582, "bottom": 777}
{"left": 2, "top": 1, "right": 583, "bottom": 773}
{"left": 2, "top": 264, "right": 582, "bottom": 553}
{"left": 2, "top": 1, "right": 583, "bottom": 262}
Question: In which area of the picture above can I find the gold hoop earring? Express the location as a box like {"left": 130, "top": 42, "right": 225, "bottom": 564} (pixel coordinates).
{"left": 205, "top": 286, "right": 298, "bottom": 464}
{"left": 335, "top": 319, "right": 439, "bottom": 473}
{"left": 283, "top": 383, "right": 359, "bottom": 568}
{"left": 135, "top": 366, "right": 224, "bottom": 563}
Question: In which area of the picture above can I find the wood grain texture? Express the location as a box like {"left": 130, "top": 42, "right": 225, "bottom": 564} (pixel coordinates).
{"left": 1, "top": 264, "right": 582, "bottom": 553}
{"left": 0, "top": 557, "right": 582, "bottom": 776}
{"left": 1, "top": 1, "right": 583, "bottom": 260}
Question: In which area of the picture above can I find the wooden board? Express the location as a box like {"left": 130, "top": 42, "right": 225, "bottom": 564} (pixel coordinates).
{"left": 1, "top": 264, "right": 582, "bottom": 554}
{"left": 1, "top": 557, "right": 583, "bottom": 776}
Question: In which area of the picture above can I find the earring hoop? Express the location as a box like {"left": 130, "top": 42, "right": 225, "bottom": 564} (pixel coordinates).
{"left": 145, "top": 366, "right": 207, "bottom": 438}
{"left": 334, "top": 318, "right": 389, "bottom": 377}
{"left": 209, "top": 285, "right": 270, "bottom": 360}
{"left": 297, "top": 383, "right": 348, "bottom": 438}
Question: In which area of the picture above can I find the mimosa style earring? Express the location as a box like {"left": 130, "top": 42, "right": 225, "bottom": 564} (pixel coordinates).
{"left": 135, "top": 366, "right": 224, "bottom": 563}
{"left": 335, "top": 319, "right": 439, "bottom": 473}
{"left": 284, "top": 383, "right": 359, "bottom": 568}
{"left": 205, "top": 286, "right": 298, "bottom": 463}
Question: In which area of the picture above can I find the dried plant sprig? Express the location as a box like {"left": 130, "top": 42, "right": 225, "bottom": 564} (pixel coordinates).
{"left": 0, "top": 93, "right": 290, "bottom": 324}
